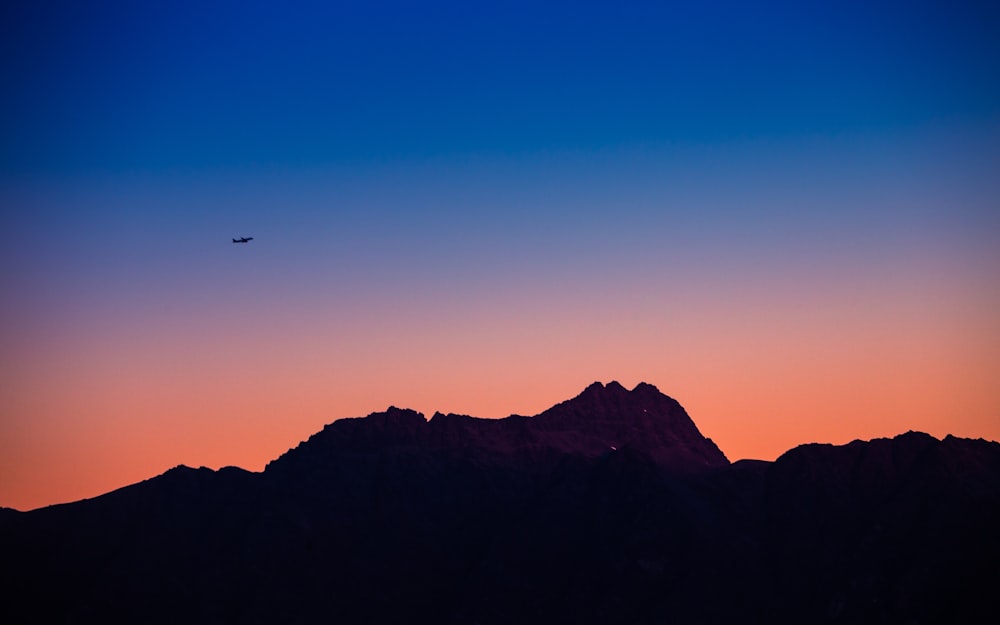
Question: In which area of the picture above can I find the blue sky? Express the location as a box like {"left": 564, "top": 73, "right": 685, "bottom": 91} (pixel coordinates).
{"left": 3, "top": 1, "right": 998, "bottom": 172}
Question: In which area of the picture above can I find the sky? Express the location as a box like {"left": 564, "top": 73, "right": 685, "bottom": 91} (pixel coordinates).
{"left": 2, "top": 0, "right": 998, "bottom": 511}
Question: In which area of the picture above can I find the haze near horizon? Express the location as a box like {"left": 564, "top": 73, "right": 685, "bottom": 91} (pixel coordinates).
{"left": 2, "top": 0, "right": 998, "bottom": 511}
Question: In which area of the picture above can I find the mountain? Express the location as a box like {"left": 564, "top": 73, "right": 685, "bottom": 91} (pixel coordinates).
{"left": 267, "top": 381, "right": 727, "bottom": 476}
{"left": 2, "top": 382, "right": 998, "bottom": 624}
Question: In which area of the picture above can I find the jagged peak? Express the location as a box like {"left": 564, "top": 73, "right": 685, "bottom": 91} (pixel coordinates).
{"left": 557, "top": 380, "right": 685, "bottom": 415}
{"left": 632, "top": 381, "right": 662, "bottom": 394}
{"left": 428, "top": 411, "right": 481, "bottom": 423}
{"left": 535, "top": 381, "right": 729, "bottom": 470}
{"left": 582, "top": 380, "right": 627, "bottom": 394}
{"left": 578, "top": 380, "right": 669, "bottom": 401}
{"left": 381, "top": 406, "right": 426, "bottom": 421}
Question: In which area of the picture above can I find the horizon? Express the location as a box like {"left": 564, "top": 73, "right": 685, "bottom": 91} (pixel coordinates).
{"left": 3, "top": 1, "right": 999, "bottom": 511}
{"left": 4, "top": 378, "right": 997, "bottom": 512}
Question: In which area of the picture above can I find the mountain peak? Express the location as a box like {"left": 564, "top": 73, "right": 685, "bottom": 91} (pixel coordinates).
{"left": 577, "top": 380, "right": 666, "bottom": 401}
{"left": 266, "top": 382, "right": 728, "bottom": 474}
{"left": 554, "top": 381, "right": 688, "bottom": 419}
{"left": 536, "top": 381, "right": 729, "bottom": 470}
{"left": 580, "top": 380, "right": 628, "bottom": 396}
{"left": 632, "top": 381, "right": 662, "bottom": 394}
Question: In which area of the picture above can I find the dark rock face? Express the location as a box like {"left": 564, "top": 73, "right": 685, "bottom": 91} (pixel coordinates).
{"left": 2, "top": 382, "right": 998, "bottom": 624}
{"left": 530, "top": 381, "right": 729, "bottom": 470}
{"left": 267, "top": 381, "right": 727, "bottom": 478}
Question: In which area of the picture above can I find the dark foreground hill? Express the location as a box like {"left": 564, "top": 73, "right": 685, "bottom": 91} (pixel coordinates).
{"left": 2, "top": 382, "right": 998, "bottom": 624}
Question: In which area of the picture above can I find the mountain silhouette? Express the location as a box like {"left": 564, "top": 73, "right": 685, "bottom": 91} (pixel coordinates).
{"left": 2, "top": 382, "right": 998, "bottom": 624}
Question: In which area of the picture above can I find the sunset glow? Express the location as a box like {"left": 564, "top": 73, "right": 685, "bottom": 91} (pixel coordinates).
{"left": 2, "top": 1, "right": 998, "bottom": 511}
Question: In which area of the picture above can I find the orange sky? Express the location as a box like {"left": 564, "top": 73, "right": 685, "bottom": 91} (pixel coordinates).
{"left": 3, "top": 235, "right": 997, "bottom": 511}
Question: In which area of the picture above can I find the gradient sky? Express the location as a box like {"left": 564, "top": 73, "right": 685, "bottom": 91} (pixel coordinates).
{"left": 2, "top": 0, "right": 998, "bottom": 511}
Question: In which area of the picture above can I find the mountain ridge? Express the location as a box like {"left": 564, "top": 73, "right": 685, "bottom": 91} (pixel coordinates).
{"left": 2, "top": 381, "right": 997, "bottom": 624}
{"left": 264, "top": 380, "right": 728, "bottom": 478}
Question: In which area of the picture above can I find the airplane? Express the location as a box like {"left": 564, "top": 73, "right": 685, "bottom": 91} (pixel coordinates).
{"left": 232, "top": 236, "right": 254, "bottom": 243}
